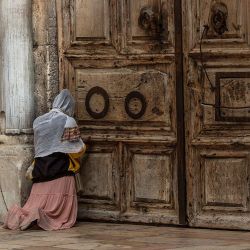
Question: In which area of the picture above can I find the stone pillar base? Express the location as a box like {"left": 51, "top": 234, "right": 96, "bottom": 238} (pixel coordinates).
{"left": 0, "top": 136, "right": 33, "bottom": 222}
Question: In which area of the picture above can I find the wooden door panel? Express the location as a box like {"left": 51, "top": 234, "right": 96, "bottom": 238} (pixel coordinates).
{"left": 66, "top": 59, "right": 177, "bottom": 137}
{"left": 130, "top": 0, "right": 161, "bottom": 38}
{"left": 78, "top": 143, "right": 120, "bottom": 220}
{"left": 185, "top": 0, "right": 250, "bottom": 53}
{"left": 59, "top": 0, "right": 118, "bottom": 54}
{"left": 201, "top": 154, "right": 248, "bottom": 210}
{"left": 121, "top": 0, "right": 175, "bottom": 54}
{"left": 216, "top": 72, "right": 250, "bottom": 122}
{"left": 122, "top": 144, "right": 178, "bottom": 223}
{"left": 190, "top": 67, "right": 250, "bottom": 135}
{"left": 75, "top": 69, "right": 170, "bottom": 126}
{"left": 184, "top": 0, "right": 250, "bottom": 229}
{"left": 75, "top": 0, "right": 109, "bottom": 40}
{"left": 188, "top": 147, "right": 250, "bottom": 229}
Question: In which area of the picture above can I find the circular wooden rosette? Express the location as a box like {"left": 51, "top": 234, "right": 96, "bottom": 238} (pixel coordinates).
{"left": 85, "top": 86, "right": 109, "bottom": 119}
{"left": 125, "top": 91, "right": 147, "bottom": 119}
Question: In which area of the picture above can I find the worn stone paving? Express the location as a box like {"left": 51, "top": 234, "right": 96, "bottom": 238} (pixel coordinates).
{"left": 1, "top": 222, "right": 250, "bottom": 249}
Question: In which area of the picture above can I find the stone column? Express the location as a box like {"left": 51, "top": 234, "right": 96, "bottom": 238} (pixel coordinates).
{"left": 0, "top": 0, "right": 34, "bottom": 221}
{"left": 0, "top": 0, "right": 34, "bottom": 134}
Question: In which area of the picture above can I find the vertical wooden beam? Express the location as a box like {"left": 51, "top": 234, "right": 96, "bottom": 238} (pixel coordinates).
{"left": 0, "top": 0, "right": 34, "bottom": 133}
{"left": 174, "top": 0, "right": 187, "bottom": 225}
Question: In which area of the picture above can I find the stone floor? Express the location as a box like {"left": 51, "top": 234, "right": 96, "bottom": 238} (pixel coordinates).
{"left": 1, "top": 222, "right": 250, "bottom": 250}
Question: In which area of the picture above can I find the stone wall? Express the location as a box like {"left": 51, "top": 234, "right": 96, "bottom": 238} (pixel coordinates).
{"left": 32, "top": 0, "right": 59, "bottom": 116}
{"left": 0, "top": 135, "right": 34, "bottom": 221}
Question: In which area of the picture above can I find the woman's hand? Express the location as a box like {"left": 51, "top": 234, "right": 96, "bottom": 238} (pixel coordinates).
{"left": 83, "top": 136, "right": 91, "bottom": 144}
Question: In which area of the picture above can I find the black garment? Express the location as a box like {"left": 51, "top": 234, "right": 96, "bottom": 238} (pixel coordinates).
{"left": 32, "top": 152, "right": 74, "bottom": 183}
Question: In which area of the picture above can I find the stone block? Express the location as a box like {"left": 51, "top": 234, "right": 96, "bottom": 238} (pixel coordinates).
{"left": 0, "top": 141, "right": 33, "bottom": 222}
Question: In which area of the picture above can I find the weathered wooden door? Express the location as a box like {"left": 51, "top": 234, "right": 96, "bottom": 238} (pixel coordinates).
{"left": 184, "top": 1, "right": 250, "bottom": 230}
{"left": 57, "top": 0, "right": 250, "bottom": 229}
{"left": 57, "top": 0, "right": 185, "bottom": 225}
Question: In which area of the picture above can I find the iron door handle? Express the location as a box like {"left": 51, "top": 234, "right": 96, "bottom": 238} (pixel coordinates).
{"left": 138, "top": 6, "right": 163, "bottom": 34}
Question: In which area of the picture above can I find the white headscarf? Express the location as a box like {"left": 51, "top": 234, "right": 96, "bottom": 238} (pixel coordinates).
{"left": 33, "top": 89, "right": 84, "bottom": 158}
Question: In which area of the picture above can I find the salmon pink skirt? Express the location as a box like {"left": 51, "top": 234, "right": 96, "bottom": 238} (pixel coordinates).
{"left": 3, "top": 176, "right": 77, "bottom": 231}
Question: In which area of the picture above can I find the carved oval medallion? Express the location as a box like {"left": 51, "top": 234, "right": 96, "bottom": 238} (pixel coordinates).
{"left": 85, "top": 86, "right": 109, "bottom": 119}
{"left": 125, "top": 91, "right": 147, "bottom": 119}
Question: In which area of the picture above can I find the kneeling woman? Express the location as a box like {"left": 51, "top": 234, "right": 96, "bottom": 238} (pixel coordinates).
{"left": 3, "top": 89, "right": 86, "bottom": 231}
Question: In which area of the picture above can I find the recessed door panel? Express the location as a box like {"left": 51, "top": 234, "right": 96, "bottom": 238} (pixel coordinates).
{"left": 121, "top": 0, "right": 175, "bottom": 54}
{"left": 75, "top": 69, "right": 170, "bottom": 126}
{"left": 122, "top": 144, "right": 178, "bottom": 224}
{"left": 75, "top": 0, "right": 109, "bottom": 40}
{"left": 78, "top": 143, "right": 120, "bottom": 220}
{"left": 184, "top": 0, "right": 250, "bottom": 52}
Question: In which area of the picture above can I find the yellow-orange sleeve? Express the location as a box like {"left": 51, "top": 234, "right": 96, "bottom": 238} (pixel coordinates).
{"left": 68, "top": 145, "right": 86, "bottom": 173}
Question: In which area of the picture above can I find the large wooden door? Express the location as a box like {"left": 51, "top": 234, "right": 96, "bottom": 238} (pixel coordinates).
{"left": 57, "top": 0, "right": 185, "bottom": 224}
{"left": 57, "top": 0, "right": 250, "bottom": 229}
{"left": 184, "top": 1, "right": 250, "bottom": 229}
{"left": 57, "top": 0, "right": 250, "bottom": 230}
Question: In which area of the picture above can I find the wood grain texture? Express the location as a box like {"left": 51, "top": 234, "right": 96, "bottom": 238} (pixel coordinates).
{"left": 76, "top": 69, "right": 170, "bottom": 126}
{"left": 183, "top": 0, "right": 250, "bottom": 54}
{"left": 183, "top": 0, "right": 250, "bottom": 229}
{"left": 75, "top": 0, "right": 109, "bottom": 40}
{"left": 121, "top": 0, "right": 175, "bottom": 54}
{"left": 57, "top": 0, "right": 180, "bottom": 224}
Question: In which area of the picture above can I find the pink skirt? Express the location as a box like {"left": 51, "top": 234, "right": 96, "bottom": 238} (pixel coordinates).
{"left": 3, "top": 176, "right": 77, "bottom": 231}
